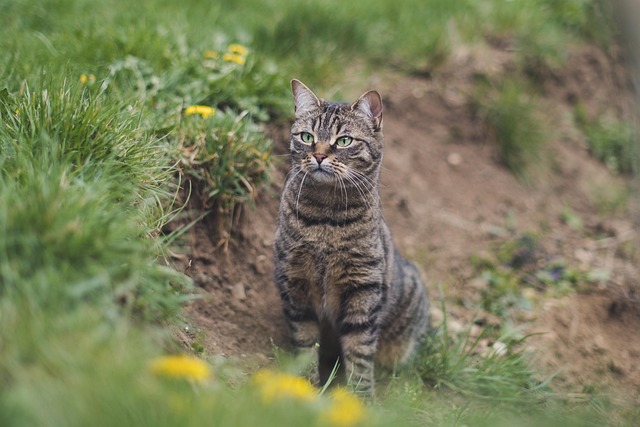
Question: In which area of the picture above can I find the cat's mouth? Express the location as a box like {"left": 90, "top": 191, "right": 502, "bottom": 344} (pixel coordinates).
{"left": 308, "top": 164, "right": 335, "bottom": 181}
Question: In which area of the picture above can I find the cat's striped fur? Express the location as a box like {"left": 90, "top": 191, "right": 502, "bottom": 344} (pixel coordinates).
{"left": 273, "top": 79, "right": 430, "bottom": 397}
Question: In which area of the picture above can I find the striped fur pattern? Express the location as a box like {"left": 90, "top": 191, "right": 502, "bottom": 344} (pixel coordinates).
{"left": 274, "top": 79, "right": 430, "bottom": 397}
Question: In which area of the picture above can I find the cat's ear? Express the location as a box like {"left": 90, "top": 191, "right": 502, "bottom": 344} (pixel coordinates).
{"left": 352, "top": 90, "right": 383, "bottom": 130}
{"left": 291, "top": 79, "right": 321, "bottom": 117}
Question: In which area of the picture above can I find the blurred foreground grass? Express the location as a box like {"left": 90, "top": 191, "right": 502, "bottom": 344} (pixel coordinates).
{"left": 0, "top": 0, "right": 637, "bottom": 425}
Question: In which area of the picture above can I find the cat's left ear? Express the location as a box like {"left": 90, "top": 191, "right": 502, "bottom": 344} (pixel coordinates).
{"left": 351, "top": 90, "right": 383, "bottom": 130}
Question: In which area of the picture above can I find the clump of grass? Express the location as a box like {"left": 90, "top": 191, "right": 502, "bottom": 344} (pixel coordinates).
{"left": 400, "top": 301, "right": 622, "bottom": 427}
{"left": 589, "top": 180, "right": 630, "bottom": 215}
{"left": 538, "top": 0, "right": 616, "bottom": 45}
{"left": 1, "top": 82, "right": 166, "bottom": 194}
{"left": 0, "top": 81, "right": 188, "bottom": 321}
{"left": 175, "top": 109, "right": 272, "bottom": 219}
{"left": 416, "top": 318, "right": 544, "bottom": 402}
{"left": 475, "top": 79, "right": 546, "bottom": 179}
{"left": 575, "top": 106, "right": 637, "bottom": 174}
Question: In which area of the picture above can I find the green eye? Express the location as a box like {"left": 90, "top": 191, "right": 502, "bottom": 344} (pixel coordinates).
{"left": 336, "top": 136, "right": 353, "bottom": 147}
{"left": 300, "top": 132, "right": 314, "bottom": 144}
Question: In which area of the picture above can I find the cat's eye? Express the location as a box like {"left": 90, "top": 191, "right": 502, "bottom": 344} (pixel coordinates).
{"left": 336, "top": 136, "right": 353, "bottom": 147}
{"left": 300, "top": 132, "right": 314, "bottom": 145}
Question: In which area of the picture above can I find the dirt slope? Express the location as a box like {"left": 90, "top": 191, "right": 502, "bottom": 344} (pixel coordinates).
{"left": 175, "top": 45, "right": 640, "bottom": 402}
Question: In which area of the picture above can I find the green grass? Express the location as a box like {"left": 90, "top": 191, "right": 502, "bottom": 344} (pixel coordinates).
{"left": 575, "top": 105, "right": 638, "bottom": 175}
{"left": 474, "top": 79, "right": 547, "bottom": 179}
{"left": 0, "top": 0, "right": 635, "bottom": 425}
{"left": 0, "top": 81, "right": 187, "bottom": 320}
{"left": 176, "top": 109, "right": 273, "bottom": 217}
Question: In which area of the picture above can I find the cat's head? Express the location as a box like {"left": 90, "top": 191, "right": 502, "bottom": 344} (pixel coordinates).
{"left": 289, "top": 79, "right": 383, "bottom": 186}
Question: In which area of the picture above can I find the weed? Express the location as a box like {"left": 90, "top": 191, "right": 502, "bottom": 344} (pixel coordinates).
{"left": 416, "top": 304, "right": 545, "bottom": 401}
{"left": 578, "top": 113, "right": 637, "bottom": 174}
{"left": 470, "top": 234, "right": 599, "bottom": 320}
{"left": 589, "top": 180, "right": 630, "bottom": 215}
{"left": 561, "top": 207, "right": 584, "bottom": 230}
{"left": 475, "top": 79, "right": 546, "bottom": 179}
{"left": 175, "top": 109, "right": 272, "bottom": 216}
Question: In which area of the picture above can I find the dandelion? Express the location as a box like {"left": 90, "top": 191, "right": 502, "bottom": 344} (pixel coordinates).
{"left": 252, "top": 369, "right": 317, "bottom": 403}
{"left": 204, "top": 50, "right": 220, "bottom": 59}
{"left": 320, "top": 388, "right": 366, "bottom": 427}
{"left": 150, "top": 354, "right": 211, "bottom": 382}
{"left": 222, "top": 52, "right": 246, "bottom": 65}
{"left": 79, "top": 74, "right": 95, "bottom": 85}
{"left": 227, "top": 43, "right": 248, "bottom": 56}
{"left": 184, "top": 105, "right": 216, "bottom": 119}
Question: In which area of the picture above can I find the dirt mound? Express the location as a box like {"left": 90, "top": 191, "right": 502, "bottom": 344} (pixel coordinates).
{"left": 175, "top": 44, "right": 640, "bottom": 401}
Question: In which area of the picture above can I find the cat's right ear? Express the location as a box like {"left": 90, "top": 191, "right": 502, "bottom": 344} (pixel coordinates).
{"left": 291, "top": 79, "right": 321, "bottom": 117}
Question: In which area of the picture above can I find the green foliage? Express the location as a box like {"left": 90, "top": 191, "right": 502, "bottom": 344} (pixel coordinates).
{"left": 589, "top": 180, "right": 631, "bottom": 215}
{"left": 576, "top": 106, "right": 637, "bottom": 174}
{"left": 470, "top": 235, "right": 604, "bottom": 321}
{"left": 416, "top": 308, "right": 544, "bottom": 401}
{"left": 176, "top": 109, "right": 272, "bottom": 212}
{"left": 0, "top": 82, "right": 188, "bottom": 320}
{"left": 475, "top": 79, "right": 546, "bottom": 178}
{"left": 561, "top": 207, "right": 584, "bottom": 230}
{"left": 538, "top": 0, "right": 615, "bottom": 45}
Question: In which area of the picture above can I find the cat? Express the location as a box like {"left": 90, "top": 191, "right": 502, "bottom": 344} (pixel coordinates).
{"left": 273, "top": 79, "right": 430, "bottom": 397}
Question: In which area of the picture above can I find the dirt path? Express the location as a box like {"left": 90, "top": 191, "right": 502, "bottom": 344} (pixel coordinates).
{"left": 176, "top": 45, "right": 640, "bottom": 403}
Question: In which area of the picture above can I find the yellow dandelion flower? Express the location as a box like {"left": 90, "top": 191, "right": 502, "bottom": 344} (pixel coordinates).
{"left": 80, "top": 74, "right": 96, "bottom": 85}
{"left": 184, "top": 105, "right": 216, "bottom": 119}
{"left": 150, "top": 354, "right": 211, "bottom": 382}
{"left": 252, "top": 369, "right": 317, "bottom": 403}
{"left": 227, "top": 43, "right": 248, "bottom": 56}
{"left": 320, "top": 388, "right": 366, "bottom": 427}
{"left": 204, "top": 50, "right": 220, "bottom": 59}
{"left": 222, "top": 52, "right": 246, "bottom": 65}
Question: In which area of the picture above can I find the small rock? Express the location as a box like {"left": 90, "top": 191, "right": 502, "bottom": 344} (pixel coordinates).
{"left": 447, "top": 152, "right": 463, "bottom": 166}
{"left": 593, "top": 334, "right": 607, "bottom": 353}
{"left": 231, "top": 282, "right": 247, "bottom": 301}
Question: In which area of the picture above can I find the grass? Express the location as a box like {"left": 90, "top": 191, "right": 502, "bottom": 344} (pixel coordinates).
{"left": 468, "top": 234, "right": 610, "bottom": 323}
{"left": 474, "top": 79, "right": 547, "bottom": 179}
{"left": 575, "top": 104, "right": 638, "bottom": 174}
{"left": 0, "top": 0, "right": 636, "bottom": 426}
{"left": 175, "top": 109, "right": 272, "bottom": 217}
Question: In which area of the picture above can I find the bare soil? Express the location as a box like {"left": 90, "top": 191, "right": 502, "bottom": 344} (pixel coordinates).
{"left": 173, "top": 44, "right": 640, "bottom": 404}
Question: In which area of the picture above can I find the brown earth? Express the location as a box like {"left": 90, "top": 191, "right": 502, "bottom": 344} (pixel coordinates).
{"left": 172, "top": 44, "right": 640, "bottom": 404}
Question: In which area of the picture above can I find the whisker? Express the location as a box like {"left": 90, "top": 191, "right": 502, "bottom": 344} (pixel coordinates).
{"left": 283, "top": 166, "right": 303, "bottom": 190}
{"left": 343, "top": 170, "right": 382, "bottom": 216}
{"left": 347, "top": 170, "right": 377, "bottom": 201}
{"left": 295, "top": 171, "right": 309, "bottom": 220}
{"left": 338, "top": 174, "right": 348, "bottom": 217}
{"left": 348, "top": 169, "right": 376, "bottom": 189}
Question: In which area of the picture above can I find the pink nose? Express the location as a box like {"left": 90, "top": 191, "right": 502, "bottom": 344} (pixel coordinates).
{"left": 313, "top": 152, "right": 328, "bottom": 164}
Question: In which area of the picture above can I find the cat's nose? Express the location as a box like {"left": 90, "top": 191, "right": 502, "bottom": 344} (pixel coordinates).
{"left": 313, "top": 152, "right": 328, "bottom": 164}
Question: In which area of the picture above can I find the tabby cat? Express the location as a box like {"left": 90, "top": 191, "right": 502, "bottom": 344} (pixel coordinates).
{"left": 273, "top": 79, "right": 430, "bottom": 397}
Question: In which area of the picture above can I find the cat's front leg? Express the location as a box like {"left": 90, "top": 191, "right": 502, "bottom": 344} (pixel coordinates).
{"left": 276, "top": 276, "right": 319, "bottom": 349}
{"left": 278, "top": 281, "right": 322, "bottom": 386}
{"left": 337, "top": 281, "right": 384, "bottom": 398}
